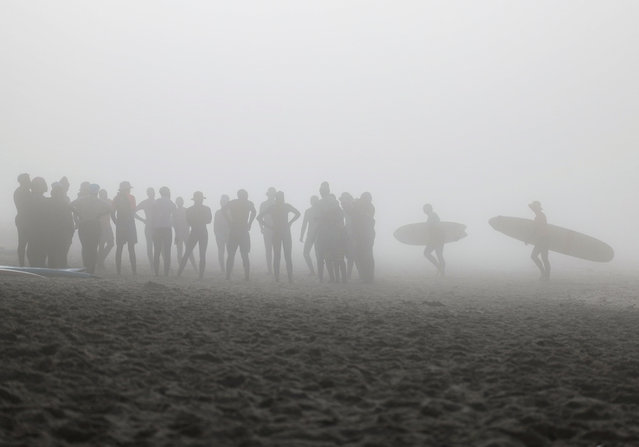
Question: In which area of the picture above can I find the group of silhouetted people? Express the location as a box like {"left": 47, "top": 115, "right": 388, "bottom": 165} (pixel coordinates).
{"left": 13, "top": 175, "right": 376, "bottom": 283}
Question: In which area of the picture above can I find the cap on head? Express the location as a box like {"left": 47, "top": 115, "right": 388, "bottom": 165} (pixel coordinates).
{"left": 266, "top": 187, "right": 276, "bottom": 197}
{"left": 119, "top": 181, "right": 132, "bottom": 191}
{"left": 192, "top": 191, "right": 205, "bottom": 201}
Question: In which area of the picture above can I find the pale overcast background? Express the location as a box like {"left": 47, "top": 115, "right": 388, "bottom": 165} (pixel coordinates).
{"left": 1, "top": 1, "right": 637, "bottom": 274}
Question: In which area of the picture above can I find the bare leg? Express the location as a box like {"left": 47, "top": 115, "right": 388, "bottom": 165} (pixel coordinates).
{"left": 178, "top": 235, "right": 197, "bottom": 277}
{"left": 198, "top": 233, "right": 208, "bottom": 280}
{"left": 283, "top": 232, "right": 293, "bottom": 283}
{"left": 272, "top": 237, "right": 282, "bottom": 282}
{"left": 424, "top": 246, "right": 442, "bottom": 274}
{"left": 303, "top": 237, "right": 315, "bottom": 275}
{"left": 531, "top": 246, "right": 547, "bottom": 280}
{"left": 541, "top": 249, "right": 550, "bottom": 280}
{"left": 435, "top": 246, "right": 445, "bottom": 276}
{"left": 216, "top": 238, "right": 226, "bottom": 273}
{"left": 115, "top": 244, "right": 123, "bottom": 275}
{"left": 128, "top": 242, "right": 136, "bottom": 275}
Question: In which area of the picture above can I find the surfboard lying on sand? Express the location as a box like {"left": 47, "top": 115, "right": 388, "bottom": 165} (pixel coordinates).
{"left": 0, "top": 266, "right": 96, "bottom": 278}
{"left": 0, "top": 268, "right": 47, "bottom": 279}
{"left": 394, "top": 222, "right": 467, "bottom": 246}
{"left": 489, "top": 216, "right": 614, "bottom": 262}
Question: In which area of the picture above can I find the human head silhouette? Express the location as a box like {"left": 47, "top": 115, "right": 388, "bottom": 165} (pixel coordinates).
{"left": 119, "top": 181, "right": 132, "bottom": 192}
{"left": 176, "top": 197, "right": 184, "bottom": 207}
{"left": 266, "top": 187, "right": 276, "bottom": 198}
{"left": 276, "top": 191, "right": 285, "bottom": 203}
{"left": 159, "top": 186, "right": 170, "bottom": 198}
{"left": 99, "top": 189, "right": 108, "bottom": 201}
{"left": 529, "top": 201, "right": 543, "bottom": 213}
{"left": 146, "top": 188, "right": 155, "bottom": 199}
{"left": 31, "top": 177, "right": 48, "bottom": 195}
{"left": 237, "top": 189, "right": 248, "bottom": 201}
{"left": 192, "top": 191, "right": 205, "bottom": 204}
{"left": 89, "top": 184, "right": 100, "bottom": 196}
{"left": 310, "top": 195, "right": 319, "bottom": 206}
{"left": 220, "top": 194, "right": 229, "bottom": 207}
{"left": 423, "top": 203, "right": 433, "bottom": 214}
{"left": 319, "top": 181, "right": 330, "bottom": 198}
{"left": 17, "top": 173, "right": 31, "bottom": 187}
{"left": 360, "top": 192, "right": 372, "bottom": 203}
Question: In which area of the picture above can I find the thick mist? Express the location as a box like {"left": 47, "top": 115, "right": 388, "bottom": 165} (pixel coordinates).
{"left": 1, "top": 1, "right": 638, "bottom": 274}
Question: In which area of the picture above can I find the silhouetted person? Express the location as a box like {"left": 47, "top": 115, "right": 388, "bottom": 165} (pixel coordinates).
{"left": 339, "top": 192, "right": 357, "bottom": 280}
{"left": 97, "top": 189, "right": 114, "bottom": 270}
{"left": 48, "top": 183, "right": 75, "bottom": 269}
{"left": 71, "top": 184, "right": 112, "bottom": 274}
{"left": 14, "top": 173, "right": 31, "bottom": 266}
{"left": 58, "top": 176, "right": 74, "bottom": 261}
{"left": 259, "top": 187, "right": 277, "bottom": 274}
{"left": 151, "top": 186, "right": 176, "bottom": 276}
{"left": 257, "top": 191, "right": 301, "bottom": 282}
{"left": 225, "top": 189, "right": 256, "bottom": 281}
{"left": 300, "top": 195, "right": 319, "bottom": 275}
{"left": 528, "top": 201, "right": 551, "bottom": 281}
{"left": 353, "top": 192, "right": 376, "bottom": 283}
{"left": 423, "top": 204, "right": 445, "bottom": 276}
{"left": 177, "top": 191, "right": 212, "bottom": 280}
{"left": 26, "top": 177, "right": 49, "bottom": 267}
{"left": 315, "top": 181, "right": 333, "bottom": 282}
{"left": 214, "top": 194, "right": 230, "bottom": 273}
{"left": 174, "top": 197, "right": 196, "bottom": 272}
{"left": 136, "top": 187, "right": 156, "bottom": 270}
{"left": 112, "top": 181, "right": 137, "bottom": 275}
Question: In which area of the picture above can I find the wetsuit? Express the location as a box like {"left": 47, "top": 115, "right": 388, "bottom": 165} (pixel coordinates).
{"left": 71, "top": 195, "right": 112, "bottom": 274}
{"left": 14, "top": 185, "right": 32, "bottom": 267}
{"left": 225, "top": 198, "right": 256, "bottom": 280}
{"left": 178, "top": 204, "right": 212, "bottom": 279}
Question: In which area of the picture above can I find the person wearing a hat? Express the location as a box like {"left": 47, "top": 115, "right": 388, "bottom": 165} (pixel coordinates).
{"left": 112, "top": 181, "right": 137, "bottom": 275}
{"left": 177, "top": 191, "right": 212, "bottom": 280}
{"left": 528, "top": 201, "right": 550, "bottom": 280}
{"left": 13, "top": 173, "right": 32, "bottom": 266}
{"left": 47, "top": 182, "right": 75, "bottom": 268}
{"left": 71, "top": 184, "right": 112, "bottom": 274}
{"left": 259, "top": 187, "right": 277, "bottom": 275}
{"left": 224, "top": 189, "right": 256, "bottom": 281}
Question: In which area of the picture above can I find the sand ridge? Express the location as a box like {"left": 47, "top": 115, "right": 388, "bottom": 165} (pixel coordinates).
{"left": 1, "top": 275, "right": 639, "bottom": 446}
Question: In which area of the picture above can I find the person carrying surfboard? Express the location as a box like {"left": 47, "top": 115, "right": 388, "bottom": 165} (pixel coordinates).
{"left": 527, "top": 201, "right": 551, "bottom": 280}
{"left": 423, "top": 204, "right": 445, "bottom": 276}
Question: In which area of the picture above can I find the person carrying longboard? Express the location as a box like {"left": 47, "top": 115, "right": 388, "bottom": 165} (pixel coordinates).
{"left": 423, "top": 204, "right": 445, "bottom": 276}
{"left": 527, "top": 201, "right": 551, "bottom": 281}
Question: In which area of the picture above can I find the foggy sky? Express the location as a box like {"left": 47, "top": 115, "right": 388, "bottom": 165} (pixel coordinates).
{"left": 1, "top": 1, "right": 638, "bottom": 271}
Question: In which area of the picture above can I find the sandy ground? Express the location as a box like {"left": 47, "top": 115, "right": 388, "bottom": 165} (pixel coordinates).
{"left": 1, "top": 269, "right": 639, "bottom": 446}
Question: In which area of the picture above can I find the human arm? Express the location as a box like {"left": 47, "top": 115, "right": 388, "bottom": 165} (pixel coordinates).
{"left": 247, "top": 202, "right": 257, "bottom": 231}
{"left": 288, "top": 204, "right": 301, "bottom": 227}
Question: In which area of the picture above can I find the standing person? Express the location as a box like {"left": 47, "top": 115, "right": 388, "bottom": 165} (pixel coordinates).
{"left": 257, "top": 191, "right": 301, "bottom": 282}
{"left": 136, "top": 187, "right": 156, "bottom": 271}
{"left": 112, "top": 181, "right": 137, "bottom": 275}
{"left": 528, "top": 201, "right": 551, "bottom": 281}
{"left": 177, "top": 191, "right": 212, "bottom": 280}
{"left": 299, "top": 195, "right": 319, "bottom": 275}
{"left": 326, "top": 194, "right": 347, "bottom": 283}
{"left": 423, "top": 203, "right": 445, "bottom": 276}
{"left": 213, "top": 194, "right": 230, "bottom": 274}
{"left": 174, "top": 197, "right": 196, "bottom": 272}
{"left": 225, "top": 189, "right": 256, "bottom": 281}
{"left": 97, "top": 189, "right": 115, "bottom": 270}
{"left": 353, "top": 192, "right": 376, "bottom": 283}
{"left": 71, "top": 184, "right": 112, "bottom": 274}
{"left": 26, "top": 177, "right": 49, "bottom": 267}
{"left": 259, "top": 187, "right": 277, "bottom": 275}
{"left": 339, "top": 192, "right": 357, "bottom": 280}
{"left": 47, "top": 183, "right": 75, "bottom": 268}
{"left": 14, "top": 173, "right": 31, "bottom": 266}
{"left": 314, "top": 181, "right": 334, "bottom": 282}
{"left": 151, "top": 186, "right": 176, "bottom": 276}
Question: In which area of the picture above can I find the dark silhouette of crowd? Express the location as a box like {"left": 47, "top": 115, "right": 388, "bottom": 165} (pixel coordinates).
{"left": 12, "top": 175, "right": 376, "bottom": 283}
